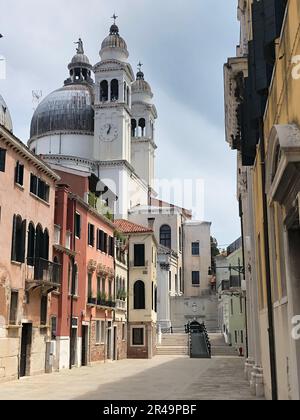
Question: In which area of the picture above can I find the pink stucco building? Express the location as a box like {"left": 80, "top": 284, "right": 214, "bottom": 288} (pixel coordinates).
{"left": 0, "top": 124, "right": 59, "bottom": 382}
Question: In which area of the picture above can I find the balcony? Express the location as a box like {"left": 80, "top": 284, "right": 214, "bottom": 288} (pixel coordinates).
{"left": 26, "top": 258, "right": 61, "bottom": 291}
{"left": 96, "top": 298, "right": 116, "bottom": 309}
{"left": 115, "top": 299, "right": 127, "bottom": 311}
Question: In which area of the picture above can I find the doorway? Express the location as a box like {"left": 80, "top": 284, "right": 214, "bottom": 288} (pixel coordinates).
{"left": 107, "top": 328, "right": 111, "bottom": 360}
{"left": 113, "top": 326, "right": 118, "bottom": 361}
{"left": 20, "top": 323, "right": 32, "bottom": 377}
{"left": 70, "top": 327, "right": 77, "bottom": 367}
{"left": 81, "top": 326, "right": 88, "bottom": 366}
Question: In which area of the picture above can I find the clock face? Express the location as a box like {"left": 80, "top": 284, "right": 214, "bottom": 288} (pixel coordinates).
{"left": 99, "top": 123, "right": 118, "bottom": 142}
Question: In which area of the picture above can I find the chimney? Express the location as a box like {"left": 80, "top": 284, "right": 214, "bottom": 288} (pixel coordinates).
{"left": 148, "top": 218, "right": 155, "bottom": 230}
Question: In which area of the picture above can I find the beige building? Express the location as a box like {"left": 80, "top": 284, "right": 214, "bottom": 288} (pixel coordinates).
{"left": 114, "top": 219, "right": 158, "bottom": 359}
{"left": 0, "top": 110, "right": 59, "bottom": 382}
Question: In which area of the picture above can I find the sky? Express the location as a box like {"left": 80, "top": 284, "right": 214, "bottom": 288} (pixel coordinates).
{"left": 0, "top": 0, "right": 240, "bottom": 247}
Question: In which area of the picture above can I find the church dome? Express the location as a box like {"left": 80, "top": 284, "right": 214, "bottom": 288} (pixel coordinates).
{"left": 30, "top": 39, "right": 94, "bottom": 140}
{"left": 100, "top": 24, "right": 129, "bottom": 62}
{"left": 30, "top": 84, "right": 94, "bottom": 139}
{"left": 0, "top": 94, "right": 13, "bottom": 132}
{"left": 132, "top": 69, "right": 153, "bottom": 101}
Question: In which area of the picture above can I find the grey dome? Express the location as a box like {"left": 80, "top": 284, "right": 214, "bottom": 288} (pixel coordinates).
{"left": 132, "top": 71, "right": 153, "bottom": 97}
{"left": 30, "top": 84, "right": 94, "bottom": 139}
{"left": 101, "top": 34, "right": 128, "bottom": 51}
{"left": 70, "top": 53, "right": 91, "bottom": 66}
{"left": 0, "top": 94, "right": 13, "bottom": 132}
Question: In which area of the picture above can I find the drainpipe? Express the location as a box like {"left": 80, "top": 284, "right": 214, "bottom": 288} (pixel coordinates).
{"left": 259, "top": 120, "right": 278, "bottom": 401}
{"left": 69, "top": 198, "right": 76, "bottom": 370}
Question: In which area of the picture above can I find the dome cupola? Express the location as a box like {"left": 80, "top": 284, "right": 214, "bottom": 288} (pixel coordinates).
{"left": 132, "top": 63, "right": 153, "bottom": 103}
{"left": 30, "top": 40, "right": 94, "bottom": 140}
{"left": 100, "top": 15, "right": 129, "bottom": 62}
{"left": 65, "top": 38, "right": 94, "bottom": 85}
{"left": 0, "top": 94, "right": 13, "bottom": 132}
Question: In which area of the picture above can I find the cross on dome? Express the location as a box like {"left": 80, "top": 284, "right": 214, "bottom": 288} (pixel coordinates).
{"left": 111, "top": 13, "right": 118, "bottom": 24}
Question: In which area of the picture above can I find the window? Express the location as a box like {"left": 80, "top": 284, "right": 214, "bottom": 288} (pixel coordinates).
{"left": 27, "top": 222, "right": 35, "bottom": 266}
{"left": 231, "top": 299, "right": 234, "bottom": 316}
{"left": 108, "top": 236, "right": 114, "bottom": 257}
{"left": 127, "top": 86, "right": 130, "bottom": 106}
{"left": 30, "top": 174, "right": 50, "bottom": 202}
{"left": 101, "top": 321, "right": 105, "bottom": 343}
{"left": 75, "top": 213, "right": 81, "bottom": 239}
{"left": 111, "top": 79, "right": 119, "bottom": 101}
{"left": 235, "top": 331, "right": 238, "bottom": 344}
{"left": 100, "top": 80, "right": 108, "bottom": 102}
{"left": 71, "top": 264, "right": 78, "bottom": 296}
{"left": 122, "top": 323, "right": 126, "bottom": 341}
{"left": 132, "top": 328, "right": 144, "bottom": 346}
{"left": 192, "top": 242, "right": 200, "bottom": 256}
{"left": 241, "top": 330, "right": 244, "bottom": 344}
{"left": 134, "top": 244, "right": 145, "bottom": 267}
{"left": 134, "top": 281, "right": 145, "bottom": 309}
{"left": 0, "top": 148, "right": 6, "bottom": 172}
{"left": 88, "top": 273, "right": 92, "bottom": 299}
{"left": 180, "top": 268, "right": 183, "bottom": 293}
{"left": 88, "top": 224, "right": 95, "bottom": 247}
{"left": 9, "top": 291, "right": 18, "bottom": 325}
{"left": 179, "top": 227, "right": 182, "bottom": 252}
{"left": 131, "top": 119, "right": 137, "bottom": 137}
{"left": 11, "top": 215, "right": 26, "bottom": 263}
{"left": 192, "top": 271, "right": 200, "bottom": 287}
{"left": 160, "top": 225, "right": 171, "bottom": 249}
{"left": 96, "top": 321, "right": 101, "bottom": 344}
{"left": 240, "top": 297, "right": 243, "bottom": 314}
{"left": 40, "top": 295, "right": 48, "bottom": 326}
{"left": 175, "top": 274, "right": 178, "bottom": 293}
{"left": 51, "top": 317, "right": 57, "bottom": 340}
{"left": 154, "top": 287, "right": 157, "bottom": 313}
{"left": 15, "top": 161, "right": 24, "bottom": 186}
{"left": 169, "top": 272, "right": 172, "bottom": 291}
{"left": 138, "top": 118, "right": 146, "bottom": 137}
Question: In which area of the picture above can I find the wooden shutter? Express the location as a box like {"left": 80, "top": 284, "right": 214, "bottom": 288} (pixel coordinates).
{"left": 11, "top": 215, "right": 17, "bottom": 262}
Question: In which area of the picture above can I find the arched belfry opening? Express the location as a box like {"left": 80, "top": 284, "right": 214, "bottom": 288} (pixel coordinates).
{"left": 111, "top": 79, "right": 119, "bottom": 102}
{"left": 100, "top": 80, "right": 109, "bottom": 102}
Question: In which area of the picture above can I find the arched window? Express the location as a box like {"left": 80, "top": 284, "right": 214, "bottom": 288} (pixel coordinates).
{"left": 124, "top": 82, "right": 127, "bottom": 103}
{"left": 127, "top": 86, "right": 130, "bottom": 106}
{"left": 111, "top": 79, "right": 119, "bottom": 101}
{"left": 35, "top": 224, "right": 44, "bottom": 259}
{"left": 100, "top": 80, "right": 108, "bottom": 102}
{"left": 179, "top": 227, "right": 182, "bottom": 252}
{"left": 138, "top": 118, "right": 146, "bottom": 137}
{"left": 11, "top": 215, "right": 26, "bottom": 263}
{"left": 43, "top": 229, "right": 49, "bottom": 261}
{"left": 131, "top": 119, "right": 137, "bottom": 137}
{"left": 134, "top": 280, "right": 145, "bottom": 309}
{"left": 27, "top": 222, "right": 35, "bottom": 266}
{"left": 160, "top": 225, "right": 171, "bottom": 249}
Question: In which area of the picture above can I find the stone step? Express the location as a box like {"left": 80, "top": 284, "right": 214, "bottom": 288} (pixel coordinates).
{"left": 211, "top": 346, "right": 238, "bottom": 357}
{"left": 156, "top": 346, "right": 189, "bottom": 356}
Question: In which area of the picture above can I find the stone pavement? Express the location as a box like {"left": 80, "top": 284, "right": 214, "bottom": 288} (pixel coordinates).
{"left": 0, "top": 356, "right": 264, "bottom": 400}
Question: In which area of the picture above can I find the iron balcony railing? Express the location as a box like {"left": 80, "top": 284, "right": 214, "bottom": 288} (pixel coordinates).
{"left": 27, "top": 257, "right": 61, "bottom": 285}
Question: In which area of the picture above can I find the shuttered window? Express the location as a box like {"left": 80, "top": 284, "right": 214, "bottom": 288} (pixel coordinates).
{"left": 11, "top": 215, "right": 26, "bottom": 263}
{"left": 0, "top": 148, "right": 6, "bottom": 172}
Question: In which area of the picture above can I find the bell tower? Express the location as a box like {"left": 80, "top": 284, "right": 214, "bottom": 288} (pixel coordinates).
{"left": 93, "top": 17, "right": 134, "bottom": 163}
{"left": 131, "top": 63, "right": 158, "bottom": 191}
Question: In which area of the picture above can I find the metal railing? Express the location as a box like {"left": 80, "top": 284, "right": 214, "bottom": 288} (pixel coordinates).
{"left": 27, "top": 258, "right": 61, "bottom": 285}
